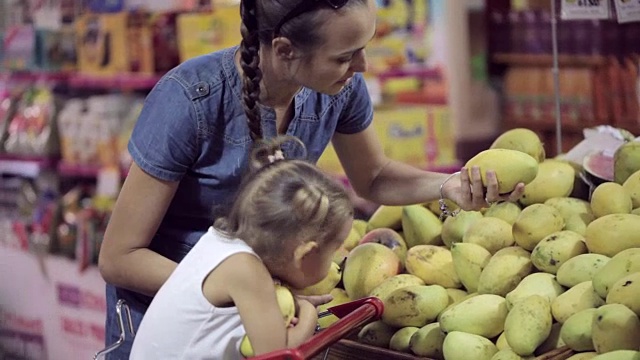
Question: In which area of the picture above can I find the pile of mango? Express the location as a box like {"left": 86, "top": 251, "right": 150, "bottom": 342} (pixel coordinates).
{"left": 300, "top": 128, "right": 640, "bottom": 360}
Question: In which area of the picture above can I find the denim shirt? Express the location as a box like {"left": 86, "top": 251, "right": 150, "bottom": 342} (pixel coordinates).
{"left": 128, "top": 46, "right": 373, "bottom": 264}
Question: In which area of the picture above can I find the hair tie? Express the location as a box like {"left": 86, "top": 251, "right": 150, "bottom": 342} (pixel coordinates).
{"left": 267, "top": 149, "right": 285, "bottom": 163}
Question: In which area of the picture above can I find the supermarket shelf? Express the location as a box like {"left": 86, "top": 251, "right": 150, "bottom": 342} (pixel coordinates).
{"left": 492, "top": 53, "right": 607, "bottom": 67}
{"left": 1, "top": 70, "right": 163, "bottom": 90}
{"left": 376, "top": 66, "right": 442, "bottom": 81}
{"left": 57, "top": 162, "right": 129, "bottom": 178}
{"left": 0, "top": 156, "right": 54, "bottom": 178}
{"left": 504, "top": 120, "right": 586, "bottom": 133}
{"left": 0, "top": 70, "right": 71, "bottom": 82}
{"left": 67, "top": 73, "right": 162, "bottom": 90}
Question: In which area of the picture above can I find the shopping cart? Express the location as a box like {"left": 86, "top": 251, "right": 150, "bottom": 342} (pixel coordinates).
{"left": 94, "top": 296, "right": 384, "bottom": 360}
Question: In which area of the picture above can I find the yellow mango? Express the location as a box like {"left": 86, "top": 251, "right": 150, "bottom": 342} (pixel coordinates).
{"left": 490, "top": 127, "right": 546, "bottom": 162}
{"left": 316, "top": 288, "right": 351, "bottom": 329}
{"left": 592, "top": 248, "right": 640, "bottom": 299}
{"left": 451, "top": 242, "right": 492, "bottom": 293}
{"left": 477, "top": 246, "right": 533, "bottom": 297}
{"left": 369, "top": 273, "right": 424, "bottom": 301}
{"left": 484, "top": 201, "right": 522, "bottom": 225}
{"left": 520, "top": 160, "right": 575, "bottom": 206}
{"left": 591, "top": 182, "right": 633, "bottom": 218}
{"left": 367, "top": 205, "right": 403, "bottom": 231}
{"left": 544, "top": 197, "right": 594, "bottom": 224}
{"left": 389, "top": 326, "right": 420, "bottom": 353}
{"left": 443, "top": 331, "right": 498, "bottom": 360}
{"left": 585, "top": 214, "right": 640, "bottom": 257}
{"left": 465, "top": 149, "right": 539, "bottom": 194}
{"left": 551, "top": 281, "right": 605, "bottom": 323}
{"left": 591, "top": 304, "right": 640, "bottom": 354}
{"left": 512, "top": 204, "right": 565, "bottom": 251}
{"left": 504, "top": 295, "right": 553, "bottom": 356}
{"left": 463, "top": 217, "right": 514, "bottom": 254}
{"left": 342, "top": 243, "right": 401, "bottom": 300}
{"left": 441, "top": 210, "right": 483, "bottom": 248}
{"left": 439, "top": 294, "right": 508, "bottom": 339}
{"left": 381, "top": 285, "right": 449, "bottom": 328}
{"left": 530, "top": 230, "right": 588, "bottom": 274}
{"left": 505, "top": 272, "right": 565, "bottom": 310}
{"left": 622, "top": 170, "right": 640, "bottom": 208}
{"left": 405, "top": 245, "right": 460, "bottom": 288}
{"left": 591, "top": 351, "right": 640, "bottom": 359}
{"left": 606, "top": 272, "right": 640, "bottom": 316}
{"left": 409, "top": 322, "right": 446, "bottom": 358}
{"left": 560, "top": 308, "right": 597, "bottom": 352}
{"left": 566, "top": 353, "right": 597, "bottom": 360}
{"left": 357, "top": 320, "right": 397, "bottom": 348}
{"left": 556, "top": 253, "right": 611, "bottom": 288}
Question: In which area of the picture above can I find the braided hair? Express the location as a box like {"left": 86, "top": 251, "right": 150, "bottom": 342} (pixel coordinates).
{"left": 239, "top": 0, "right": 263, "bottom": 141}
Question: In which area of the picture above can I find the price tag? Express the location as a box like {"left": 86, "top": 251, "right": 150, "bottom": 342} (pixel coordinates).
{"left": 614, "top": 0, "right": 640, "bottom": 23}
{"left": 561, "top": 0, "right": 611, "bottom": 20}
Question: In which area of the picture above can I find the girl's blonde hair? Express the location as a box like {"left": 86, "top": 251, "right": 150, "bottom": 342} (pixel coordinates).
{"left": 214, "top": 136, "right": 353, "bottom": 264}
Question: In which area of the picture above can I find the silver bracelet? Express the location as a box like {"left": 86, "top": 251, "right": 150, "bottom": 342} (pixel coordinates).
{"left": 438, "top": 171, "right": 461, "bottom": 220}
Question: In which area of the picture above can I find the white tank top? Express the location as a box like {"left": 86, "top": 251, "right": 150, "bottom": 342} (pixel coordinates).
{"left": 130, "top": 227, "right": 259, "bottom": 360}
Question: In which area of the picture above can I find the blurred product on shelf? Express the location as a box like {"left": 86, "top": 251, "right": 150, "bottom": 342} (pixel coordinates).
{"left": 489, "top": 6, "right": 640, "bottom": 58}
{"left": 318, "top": 104, "right": 458, "bottom": 177}
{"left": 1, "top": 84, "right": 59, "bottom": 158}
{"left": 487, "top": 3, "right": 640, "bottom": 156}
{"left": 57, "top": 94, "right": 144, "bottom": 169}
{"left": 175, "top": 6, "right": 241, "bottom": 63}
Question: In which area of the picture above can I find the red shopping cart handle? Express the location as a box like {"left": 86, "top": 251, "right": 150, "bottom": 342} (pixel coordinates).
{"left": 250, "top": 297, "right": 384, "bottom": 360}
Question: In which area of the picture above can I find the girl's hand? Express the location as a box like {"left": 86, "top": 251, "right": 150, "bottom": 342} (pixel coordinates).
{"left": 286, "top": 299, "right": 318, "bottom": 344}
{"left": 442, "top": 166, "right": 525, "bottom": 211}
{"left": 294, "top": 294, "right": 333, "bottom": 307}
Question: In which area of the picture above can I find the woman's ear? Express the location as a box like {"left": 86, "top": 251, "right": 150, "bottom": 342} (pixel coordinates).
{"left": 272, "top": 37, "right": 296, "bottom": 61}
{"left": 293, "top": 241, "right": 318, "bottom": 270}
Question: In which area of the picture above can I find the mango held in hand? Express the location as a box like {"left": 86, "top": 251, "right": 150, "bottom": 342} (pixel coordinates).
{"left": 464, "top": 149, "right": 539, "bottom": 194}
{"left": 240, "top": 284, "right": 296, "bottom": 358}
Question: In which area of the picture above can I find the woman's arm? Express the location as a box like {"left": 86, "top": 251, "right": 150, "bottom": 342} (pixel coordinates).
{"left": 208, "top": 254, "right": 317, "bottom": 356}
{"left": 332, "top": 126, "right": 523, "bottom": 208}
{"left": 98, "top": 163, "right": 179, "bottom": 296}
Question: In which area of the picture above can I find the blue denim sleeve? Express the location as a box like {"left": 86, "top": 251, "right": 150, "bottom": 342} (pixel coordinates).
{"left": 335, "top": 73, "right": 374, "bottom": 134}
{"left": 128, "top": 77, "right": 200, "bottom": 182}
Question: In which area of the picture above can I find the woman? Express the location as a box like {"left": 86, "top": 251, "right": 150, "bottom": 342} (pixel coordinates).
{"left": 98, "top": 0, "right": 522, "bottom": 357}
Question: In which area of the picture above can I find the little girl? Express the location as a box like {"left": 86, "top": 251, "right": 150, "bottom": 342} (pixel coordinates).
{"left": 129, "top": 136, "right": 354, "bottom": 359}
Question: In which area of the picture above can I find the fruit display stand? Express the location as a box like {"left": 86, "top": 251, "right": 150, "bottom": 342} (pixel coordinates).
{"left": 307, "top": 329, "right": 577, "bottom": 360}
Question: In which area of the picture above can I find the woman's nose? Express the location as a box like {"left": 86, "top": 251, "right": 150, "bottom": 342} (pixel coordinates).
{"left": 350, "top": 49, "right": 368, "bottom": 73}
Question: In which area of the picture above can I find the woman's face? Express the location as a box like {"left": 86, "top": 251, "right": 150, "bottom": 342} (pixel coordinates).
{"left": 290, "top": 0, "right": 378, "bottom": 95}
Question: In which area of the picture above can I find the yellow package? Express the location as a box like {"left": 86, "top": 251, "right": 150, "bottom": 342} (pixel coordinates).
{"left": 317, "top": 105, "right": 456, "bottom": 176}
{"left": 76, "top": 13, "right": 129, "bottom": 75}
{"left": 177, "top": 6, "right": 242, "bottom": 62}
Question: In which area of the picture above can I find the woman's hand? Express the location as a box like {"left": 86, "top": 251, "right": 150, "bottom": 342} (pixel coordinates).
{"left": 442, "top": 166, "right": 525, "bottom": 211}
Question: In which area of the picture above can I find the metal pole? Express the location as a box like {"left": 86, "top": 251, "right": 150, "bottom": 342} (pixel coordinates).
{"left": 550, "top": 0, "right": 563, "bottom": 155}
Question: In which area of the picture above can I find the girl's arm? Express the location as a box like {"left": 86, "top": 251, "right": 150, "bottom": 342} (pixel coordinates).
{"left": 331, "top": 126, "right": 523, "bottom": 208}
{"left": 206, "top": 253, "right": 317, "bottom": 356}
{"left": 98, "top": 163, "right": 179, "bottom": 296}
